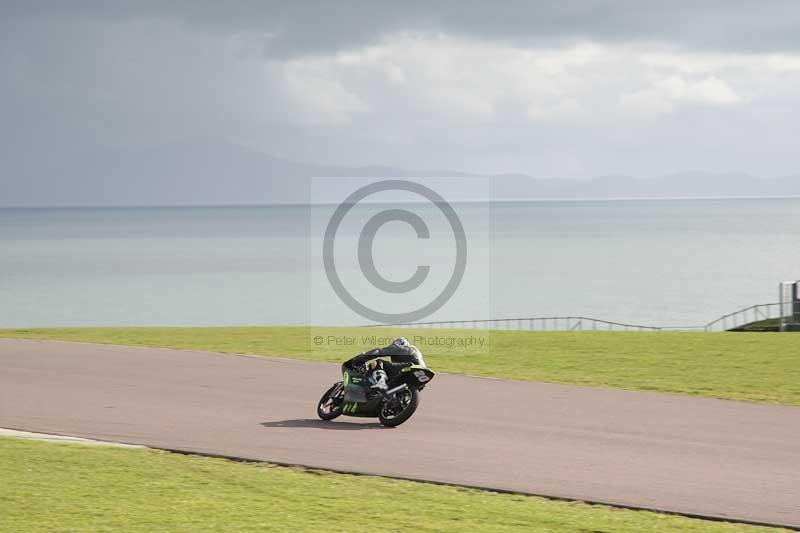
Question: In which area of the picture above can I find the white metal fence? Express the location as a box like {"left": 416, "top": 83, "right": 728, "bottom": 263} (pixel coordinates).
{"left": 702, "top": 302, "right": 782, "bottom": 332}
{"left": 369, "top": 302, "right": 785, "bottom": 332}
{"left": 386, "top": 316, "right": 665, "bottom": 331}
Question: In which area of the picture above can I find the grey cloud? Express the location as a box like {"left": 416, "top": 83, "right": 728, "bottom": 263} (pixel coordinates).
{"left": 3, "top": 1, "right": 800, "bottom": 56}
{"left": 2, "top": 0, "right": 800, "bottom": 204}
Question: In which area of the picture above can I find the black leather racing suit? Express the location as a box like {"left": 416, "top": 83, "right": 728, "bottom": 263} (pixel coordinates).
{"left": 342, "top": 344, "right": 424, "bottom": 381}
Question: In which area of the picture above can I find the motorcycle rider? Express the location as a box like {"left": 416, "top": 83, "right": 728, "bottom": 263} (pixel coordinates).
{"left": 342, "top": 337, "right": 425, "bottom": 391}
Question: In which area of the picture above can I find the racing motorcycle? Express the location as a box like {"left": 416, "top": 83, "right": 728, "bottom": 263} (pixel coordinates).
{"left": 316, "top": 363, "right": 435, "bottom": 427}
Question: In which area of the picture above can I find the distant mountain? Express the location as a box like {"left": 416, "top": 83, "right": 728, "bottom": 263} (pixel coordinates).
{"left": 1, "top": 139, "right": 798, "bottom": 206}
{"left": 490, "top": 172, "right": 800, "bottom": 200}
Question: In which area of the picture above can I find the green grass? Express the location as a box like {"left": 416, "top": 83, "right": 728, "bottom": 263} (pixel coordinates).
{"left": 0, "top": 437, "right": 786, "bottom": 532}
{"left": 2, "top": 327, "right": 799, "bottom": 405}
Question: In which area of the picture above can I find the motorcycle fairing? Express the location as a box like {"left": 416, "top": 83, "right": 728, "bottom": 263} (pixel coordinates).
{"left": 399, "top": 366, "right": 435, "bottom": 387}
{"left": 342, "top": 370, "right": 368, "bottom": 403}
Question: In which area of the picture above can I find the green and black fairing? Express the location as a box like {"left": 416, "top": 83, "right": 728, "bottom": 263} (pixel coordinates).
{"left": 400, "top": 364, "right": 435, "bottom": 387}
{"left": 341, "top": 369, "right": 384, "bottom": 417}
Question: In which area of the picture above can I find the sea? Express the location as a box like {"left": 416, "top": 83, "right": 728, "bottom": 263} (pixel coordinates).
{"left": 1, "top": 198, "right": 799, "bottom": 329}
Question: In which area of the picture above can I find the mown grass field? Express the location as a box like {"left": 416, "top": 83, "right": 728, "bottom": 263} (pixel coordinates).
{"left": 2, "top": 327, "right": 798, "bottom": 405}
{"left": 0, "top": 437, "right": 787, "bottom": 533}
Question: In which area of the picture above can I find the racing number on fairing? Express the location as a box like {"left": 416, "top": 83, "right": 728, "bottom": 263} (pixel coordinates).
{"left": 414, "top": 370, "right": 430, "bottom": 383}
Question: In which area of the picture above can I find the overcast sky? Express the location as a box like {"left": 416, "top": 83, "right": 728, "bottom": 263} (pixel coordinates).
{"left": 2, "top": 1, "right": 800, "bottom": 179}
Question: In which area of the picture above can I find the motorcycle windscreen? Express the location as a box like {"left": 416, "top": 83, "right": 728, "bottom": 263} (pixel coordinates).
{"left": 343, "top": 384, "right": 367, "bottom": 403}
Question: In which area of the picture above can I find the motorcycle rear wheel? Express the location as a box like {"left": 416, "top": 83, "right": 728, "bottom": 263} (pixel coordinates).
{"left": 317, "top": 383, "right": 343, "bottom": 421}
{"left": 378, "top": 388, "right": 419, "bottom": 427}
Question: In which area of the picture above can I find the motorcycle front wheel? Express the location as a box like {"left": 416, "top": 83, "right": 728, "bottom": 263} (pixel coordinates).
{"left": 378, "top": 388, "right": 419, "bottom": 427}
{"left": 317, "top": 383, "right": 344, "bottom": 420}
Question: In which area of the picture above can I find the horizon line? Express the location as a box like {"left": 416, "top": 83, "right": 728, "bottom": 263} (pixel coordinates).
{"left": 2, "top": 194, "right": 800, "bottom": 210}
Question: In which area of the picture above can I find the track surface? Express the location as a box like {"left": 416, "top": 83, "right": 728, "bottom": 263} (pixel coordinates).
{"left": 1, "top": 339, "right": 798, "bottom": 528}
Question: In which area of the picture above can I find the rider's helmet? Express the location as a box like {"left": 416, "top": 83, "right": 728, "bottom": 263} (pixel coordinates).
{"left": 393, "top": 337, "right": 409, "bottom": 347}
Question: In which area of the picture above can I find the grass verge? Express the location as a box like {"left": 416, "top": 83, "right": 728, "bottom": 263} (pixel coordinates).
{"left": 1, "top": 327, "right": 799, "bottom": 405}
{"left": 0, "top": 437, "right": 787, "bottom": 532}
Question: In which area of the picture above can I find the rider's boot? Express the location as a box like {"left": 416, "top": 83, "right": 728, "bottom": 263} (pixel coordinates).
{"left": 370, "top": 370, "right": 388, "bottom": 391}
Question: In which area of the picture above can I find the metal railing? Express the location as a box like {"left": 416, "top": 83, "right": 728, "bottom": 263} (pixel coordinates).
{"left": 702, "top": 302, "right": 782, "bottom": 332}
{"left": 365, "top": 303, "right": 785, "bottom": 332}
{"left": 373, "top": 316, "right": 664, "bottom": 331}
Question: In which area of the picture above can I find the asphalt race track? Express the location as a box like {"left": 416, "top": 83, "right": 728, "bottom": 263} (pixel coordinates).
{"left": 1, "top": 339, "right": 798, "bottom": 528}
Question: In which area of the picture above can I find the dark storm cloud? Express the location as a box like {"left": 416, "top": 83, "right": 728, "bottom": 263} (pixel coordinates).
{"left": 3, "top": 0, "right": 800, "bottom": 56}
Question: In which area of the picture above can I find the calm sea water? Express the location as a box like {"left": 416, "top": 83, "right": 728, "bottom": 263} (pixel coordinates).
{"left": 1, "top": 198, "right": 799, "bottom": 328}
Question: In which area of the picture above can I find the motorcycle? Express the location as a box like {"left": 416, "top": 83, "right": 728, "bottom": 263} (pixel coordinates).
{"left": 316, "top": 363, "right": 435, "bottom": 427}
